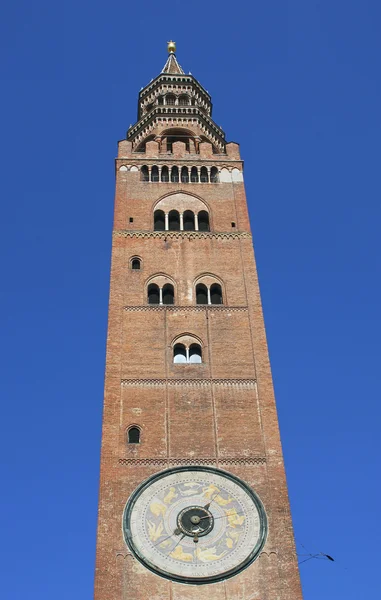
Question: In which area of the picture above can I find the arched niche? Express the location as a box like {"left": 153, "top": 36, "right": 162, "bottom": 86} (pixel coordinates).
{"left": 220, "top": 168, "right": 232, "bottom": 183}
{"left": 232, "top": 168, "right": 243, "bottom": 182}
{"left": 153, "top": 192, "right": 209, "bottom": 215}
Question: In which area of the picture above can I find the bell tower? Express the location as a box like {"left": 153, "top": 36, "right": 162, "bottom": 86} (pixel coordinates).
{"left": 94, "top": 43, "right": 303, "bottom": 600}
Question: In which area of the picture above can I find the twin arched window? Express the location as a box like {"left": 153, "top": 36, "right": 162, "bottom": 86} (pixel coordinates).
{"left": 154, "top": 209, "right": 209, "bottom": 232}
{"left": 173, "top": 342, "right": 202, "bottom": 364}
{"left": 148, "top": 283, "right": 174, "bottom": 305}
{"left": 196, "top": 283, "right": 223, "bottom": 305}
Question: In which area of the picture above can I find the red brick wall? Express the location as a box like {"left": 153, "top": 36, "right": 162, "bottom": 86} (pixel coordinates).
{"left": 93, "top": 139, "right": 303, "bottom": 599}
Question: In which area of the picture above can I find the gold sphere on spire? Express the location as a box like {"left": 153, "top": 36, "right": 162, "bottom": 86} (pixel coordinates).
{"left": 167, "top": 40, "right": 176, "bottom": 54}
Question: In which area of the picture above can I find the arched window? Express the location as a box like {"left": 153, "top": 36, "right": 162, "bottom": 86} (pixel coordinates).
{"left": 141, "top": 165, "right": 149, "bottom": 182}
{"left": 168, "top": 210, "right": 180, "bottom": 231}
{"left": 210, "top": 283, "right": 223, "bottom": 305}
{"left": 173, "top": 339, "right": 203, "bottom": 364}
{"left": 161, "top": 166, "right": 169, "bottom": 182}
{"left": 210, "top": 167, "right": 219, "bottom": 183}
{"left": 131, "top": 258, "right": 141, "bottom": 270}
{"left": 196, "top": 283, "right": 208, "bottom": 304}
{"left": 163, "top": 128, "right": 193, "bottom": 153}
{"left": 127, "top": 427, "right": 140, "bottom": 444}
{"left": 183, "top": 210, "right": 195, "bottom": 231}
{"left": 171, "top": 166, "right": 179, "bottom": 183}
{"left": 173, "top": 344, "right": 187, "bottom": 363}
{"left": 162, "top": 283, "right": 174, "bottom": 305}
{"left": 166, "top": 94, "right": 176, "bottom": 105}
{"left": 200, "top": 167, "right": 209, "bottom": 183}
{"left": 151, "top": 165, "right": 159, "bottom": 182}
{"left": 148, "top": 283, "right": 160, "bottom": 304}
{"left": 178, "top": 95, "right": 189, "bottom": 106}
{"left": 190, "top": 167, "right": 199, "bottom": 183}
{"left": 154, "top": 210, "right": 165, "bottom": 231}
{"left": 181, "top": 166, "right": 189, "bottom": 183}
{"left": 158, "top": 96, "right": 164, "bottom": 105}
{"left": 189, "top": 344, "right": 202, "bottom": 363}
{"left": 198, "top": 211, "right": 210, "bottom": 232}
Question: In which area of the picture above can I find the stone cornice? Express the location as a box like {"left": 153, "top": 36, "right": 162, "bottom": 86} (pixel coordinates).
{"left": 113, "top": 230, "right": 251, "bottom": 240}
{"left": 128, "top": 108, "right": 224, "bottom": 143}
{"left": 139, "top": 74, "right": 211, "bottom": 103}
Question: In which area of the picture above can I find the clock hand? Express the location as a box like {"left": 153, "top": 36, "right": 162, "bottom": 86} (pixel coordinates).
{"left": 153, "top": 527, "right": 182, "bottom": 547}
{"left": 198, "top": 510, "right": 246, "bottom": 522}
{"left": 170, "top": 533, "right": 186, "bottom": 551}
{"left": 204, "top": 490, "right": 222, "bottom": 510}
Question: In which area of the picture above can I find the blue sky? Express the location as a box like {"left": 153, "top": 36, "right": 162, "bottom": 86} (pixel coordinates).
{"left": 0, "top": 1, "right": 380, "bottom": 598}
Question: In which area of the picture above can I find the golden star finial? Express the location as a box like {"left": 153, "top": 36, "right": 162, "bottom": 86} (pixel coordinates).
{"left": 167, "top": 40, "right": 176, "bottom": 54}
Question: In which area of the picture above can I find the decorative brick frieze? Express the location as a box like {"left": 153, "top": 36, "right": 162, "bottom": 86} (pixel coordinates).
{"left": 118, "top": 456, "right": 266, "bottom": 467}
{"left": 123, "top": 305, "right": 249, "bottom": 313}
{"left": 120, "top": 378, "right": 256, "bottom": 387}
{"left": 113, "top": 230, "right": 252, "bottom": 240}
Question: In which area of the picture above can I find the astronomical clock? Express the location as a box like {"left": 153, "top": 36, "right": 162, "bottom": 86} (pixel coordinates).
{"left": 123, "top": 467, "right": 267, "bottom": 584}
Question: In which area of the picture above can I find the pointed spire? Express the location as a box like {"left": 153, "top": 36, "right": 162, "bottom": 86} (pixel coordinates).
{"left": 162, "top": 41, "right": 184, "bottom": 74}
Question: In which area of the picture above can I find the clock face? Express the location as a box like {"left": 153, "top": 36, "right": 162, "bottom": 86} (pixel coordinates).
{"left": 123, "top": 466, "right": 267, "bottom": 584}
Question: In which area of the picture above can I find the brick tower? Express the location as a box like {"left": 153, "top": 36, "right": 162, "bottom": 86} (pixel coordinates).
{"left": 94, "top": 43, "right": 303, "bottom": 600}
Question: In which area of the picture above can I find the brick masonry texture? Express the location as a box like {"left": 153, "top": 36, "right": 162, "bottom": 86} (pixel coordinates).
{"left": 93, "top": 114, "right": 303, "bottom": 599}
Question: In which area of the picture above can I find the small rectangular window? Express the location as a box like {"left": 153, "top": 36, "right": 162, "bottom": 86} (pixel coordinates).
{"left": 129, "top": 217, "right": 134, "bottom": 223}
{"left": 231, "top": 222, "right": 236, "bottom": 228}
